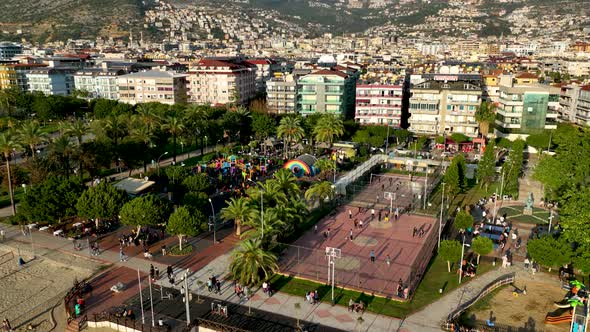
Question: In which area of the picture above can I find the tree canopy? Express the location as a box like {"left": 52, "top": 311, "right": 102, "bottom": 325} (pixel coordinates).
{"left": 76, "top": 182, "right": 128, "bottom": 226}
{"left": 527, "top": 236, "right": 572, "bottom": 271}
{"left": 439, "top": 240, "right": 462, "bottom": 272}
{"left": 19, "top": 176, "right": 84, "bottom": 224}
{"left": 454, "top": 210, "right": 474, "bottom": 232}
{"left": 471, "top": 236, "right": 493, "bottom": 263}
{"left": 166, "top": 206, "right": 206, "bottom": 250}
{"left": 119, "top": 194, "right": 172, "bottom": 233}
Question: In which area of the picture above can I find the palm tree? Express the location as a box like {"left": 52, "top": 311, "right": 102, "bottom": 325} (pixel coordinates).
{"left": 49, "top": 135, "right": 74, "bottom": 177}
{"left": 272, "top": 169, "right": 300, "bottom": 199}
{"left": 314, "top": 157, "right": 336, "bottom": 180}
{"left": 221, "top": 197, "right": 253, "bottom": 236}
{"left": 0, "top": 131, "right": 18, "bottom": 216}
{"left": 277, "top": 116, "right": 304, "bottom": 159}
{"left": 313, "top": 114, "right": 344, "bottom": 146}
{"left": 475, "top": 101, "right": 497, "bottom": 137}
{"left": 62, "top": 119, "right": 88, "bottom": 146}
{"left": 130, "top": 121, "right": 155, "bottom": 173}
{"left": 184, "top": 104, "right": 210, "bottom": 155}
{"left": 18, "top": 120, "right": 47, "bottom": 160}
{"left": 246, "top": 180, "right": 287, "bottom": 208}
{"left": 136, "top": 103, "right": 161, "bottom": 133}
{"left": 305, "top": 181, "right": 335, "bottom": 208}
{"left": 161, "top": 115, "right": 185, "bottom": 163}
{"left": 242, "top": 209, "right": 285, "bottom": 241}
{"left": 229, "top": 238, "right": 279, "bottom": 286}
{"left": 102, "top": 115, "right": 128, "bottom": 147}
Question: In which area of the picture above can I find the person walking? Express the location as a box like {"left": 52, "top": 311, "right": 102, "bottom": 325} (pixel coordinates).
{"left": 386, "top": 255, "right": 391, "bottom": 267}
{"left": 378, "top": 210, "right": 382, "bottom": 222}
{"left": 370, "top": 250, "right": 376, "bottom": 263}
{"left": 359, "top": 220, "right": 364, "bottom": 229}
{"left": 349, "top": 209, "right": 352, "bottom": 219}
{"left": 155, "top": 267, "right": 160, "bottom": 280}
{"left": 167, "top": 265, "right": 173, "bottom": 279}
{"left": 150, "top": 264, "right": 155, "bottom": 280}
{"left": 119, "top": 248, "right": 127, "bottom": 262}
{"left": 371, "top": 209, "right": 375, "bottom": 220}
{"left": 349, "top": 229, "right": 353, "bottom": 241}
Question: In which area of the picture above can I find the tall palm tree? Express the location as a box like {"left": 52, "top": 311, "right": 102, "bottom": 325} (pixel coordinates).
{"left": 136, "top": 103, "right": 161, "bottom": 134}
{"left": 314, "top": 157, "right": 336, "bottom": 181}
{"left": 313, "top": 114, "right": 344, "bottom": 146}
{"left": 0, "top": 131, "right": 18, "bottom": 216}
{"left": 272, "top": 169, "right": 300, "bottom": 199}
{"left": 221, "top": 197, "right": 253, "bottom": 236}
{"left": 62, "top": 119, "right": 88, "bottom": 146}
{"left": 229, "top": 238, "right": 279, "bottom": 286}
{"left": 242, "top": 209, "right": 285, "bottom": 241}
{"left": 475, "top": 101, "right": 497, "bottom": 137}
{"left": 245, "top": 180, "right": 287, "bottom": 209}
{"left": 304, "top": 181, "right": 335, "bottom": 208}
{"left": 102, "top": 115, "right": 128, "bottom": 147}
{"left": 49, "top": 135, "right": 74, "bottom": 177}
{"left": 161, "top": 115, "right": 185, "bottom": 163}
{"left": 184, "top": 104, "right": 210, "bottom": 155}
{"left": 130, "top": 121, "right": 155, "bottom": 173}
{"left": 277, "top": 116, "right": 304, "bottom": 159}
{"left": 18, "top": 120, "right": 47, "bottom": 160}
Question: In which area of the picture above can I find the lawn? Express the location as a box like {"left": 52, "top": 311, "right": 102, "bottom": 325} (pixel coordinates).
{"left": 498, "top": 206, "right": 554, "bottom": 225}
{"left": 270, "top": 255, "right": 497, "bottom": 318}
{"left": 0, "top": 187, "right": 25, "bottom": 208}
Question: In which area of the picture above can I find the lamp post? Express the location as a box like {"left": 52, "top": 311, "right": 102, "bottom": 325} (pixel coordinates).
{"left": 183, "top": 269, "right": 191, "bottom": 326}
{"left": 248, "top": 180, "right": 264, "bottom": 239}
{"left": 137, "top": 269, "right": 145, "bottom": 325}
{"left": 493, "top": 167, "right": 505, "bottom": 222}
{"left": 157, "top": 151, "right": 168, "bottom": 176}
{"left": 458, "top": 234, "right": 471, "bottom": 284}
{"left": 208, "top": 198, "right": 216, "bottom": 244}
{"left": 548, "top": 208, "right": 555, "bottom": 233}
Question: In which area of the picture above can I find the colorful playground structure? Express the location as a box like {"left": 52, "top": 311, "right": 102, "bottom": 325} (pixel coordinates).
{"left": 283, "top": 154, "right": 319, "bottom": 178}
{"left": 545, "top": 280, "right": 589, "bottom": 332}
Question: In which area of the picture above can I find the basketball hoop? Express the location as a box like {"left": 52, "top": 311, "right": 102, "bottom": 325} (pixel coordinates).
{"left": 326, "top": 246, "right": 341, "bottom": 303}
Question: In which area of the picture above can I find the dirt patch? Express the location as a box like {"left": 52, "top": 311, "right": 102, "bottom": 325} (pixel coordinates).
{"left": 467, "top": 280, "right": 569, "bottom": 332}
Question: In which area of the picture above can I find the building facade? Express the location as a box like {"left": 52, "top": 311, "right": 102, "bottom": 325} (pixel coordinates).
{"left": 266, "top": 74, "right": 297, "bottom": 114}
{"left": 0, "top": 42, "right": 22, "bottom": 60}
{"left": 409, "top": 74, "right": 482, "bottom": 137}
{"left": 0, "top": 63, "right": 48, "bottom": 91}
{"left": 495, "top": 85, "right": 558, "bottom": 139}
{"left": 244, "top": 59, "right": 278, "bottom": 93}
{"left": 559, "top": 84, "right": 590, "bottom": 127}
{"left": 296, "top": 69, "right": 355, "bottom": 116}
{"left": 74, "top": 68, "right": 124, "bottom": 100}
{"left": 187, "top": 58, "right": 256, "bottom": 106}
{"left": 355, "top": 82, "right": 403, "bottom": 126}
{"left": 117, "top": 70, "right": 188, "bottom": 105}
{"left": 26, "top": 68, "right": 76, "bottom": 96}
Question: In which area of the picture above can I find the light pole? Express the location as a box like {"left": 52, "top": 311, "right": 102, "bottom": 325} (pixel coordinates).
{"left": 149, "top": 273, "right": 155, "bottom": 326}
{"left": 157, "top": 151, "right": 168, "bottom": 176}
{"left": 137, "top": 269, "right": 145, "bottom": 325}
{"left": 493, "top": 167, "right": 505, "bottom": 222}
{"left": 208, "top": 198, "right": 216, "bottom": 244}
{"left": 183, "top": 269, "right": 191, "bottom": 326}
{"left": 438, "top": 182, "right": 446, "bottom": 250}
{"left": 548, "top": 208, "right": 555, "bottom": 233}
{"left": 458, "top": 234, "right": 471, "bottom": 284}
{"left": 248, "top": 180, "right": 264, "bottom": 239}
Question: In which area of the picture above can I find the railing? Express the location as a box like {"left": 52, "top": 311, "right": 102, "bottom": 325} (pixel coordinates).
{"left": 185, "top": 318, "right": 248, "bottom": 332}
{"left": 443, "top": 272, "right": 516, "bottom": 327}
{"left": 88, "top": 313, "right": 168, "bottom": 332}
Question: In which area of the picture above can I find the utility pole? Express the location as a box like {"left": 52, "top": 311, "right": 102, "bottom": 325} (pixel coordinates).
{"left": 149, "top": 274, "right": 155, "bottom": 326}
{"left": 137, "top": 269, "right": 145, "bottom": 325}
{"left": 184, "top": 269, "right": 191, "bottom": 326}
{"left": 438, "top": 182, "right": 445, "bottom": 250}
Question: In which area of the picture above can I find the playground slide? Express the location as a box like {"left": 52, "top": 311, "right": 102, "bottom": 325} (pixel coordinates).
{"left": 545, "top": 308, "right": 573, "bottom": 325}
{"left": 555, "top": 299, "right": 573, "bottom": 308}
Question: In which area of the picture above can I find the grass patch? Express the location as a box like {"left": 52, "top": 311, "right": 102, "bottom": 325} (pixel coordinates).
{"left": 168, "top": 244, "right": 193, "bottom": 255}
{"left": 498, "top": 206, "right": 554, "bottom": 225}
{"left": 0, "top": 187, "right": 25, "bottom": 208}
{"left": 182, "top": 152, "right": 216, "bottom": 167}
{"left": 271, "top": 255, "right": 497, "bottom": 318}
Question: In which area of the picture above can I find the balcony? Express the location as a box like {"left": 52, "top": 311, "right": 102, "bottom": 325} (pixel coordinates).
{"left": 300, "top": 89, "right": 316, "bottom": 95}
{"left": 325, "top": 100, "right": 342, "bottom": 105}
{"left": 325, "top": 89, "right": 343, "bottom": 95}
{"left": 410, "top": 109, "right": 438, "bottom": 115}
{"left": 300, "top": 99, "right": 317, "bottom": 105}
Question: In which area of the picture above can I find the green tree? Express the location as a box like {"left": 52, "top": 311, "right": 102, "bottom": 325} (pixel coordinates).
{"left": 527, "top": 236, "right": 572, "bottom": 271}
{"left": 76, "top": 182, "right": 128, "bottom": 228}
{"left": 444, "top": 154, "right": 466, "bottom": 195}
{"left": 119, "top": 194, "right": 172, "bottom": 236}
{"left": 242, "top": 208, "right": 286, "bottom": 241}
{"left": 182, "top": 174, "right": 210, "bottom": 193}
{"left": 313, "top": 114, "right": 344, "bottom": 145}
{"left": 454, "top": 210, "right": 474, "bottom": 232}
{"left": 18, "top": 120, "right": 48, "bottom": 160}
{"left": 572, "top": 244, "right": 590, "bottom": 274}
{"left": 525, "top": 131, "right": 551, "bottom": 151}
{"left": 477, "top": 140, "right": 496, "bottom": 190}
{"left": 0, "top": 130, "right": 19, "bottom": 216}
{"left": 19, "top": 176, "right": 84, "bottom": 224}
{"left": 315, "top": 157, "right": 336, "bottom": 180}
{"left": 392, "top": 129, "right": 411, "bottom": 145}
{"left": 439, "top": 240, "right": 462, "bottom": 272}
{"left": 251, "top": 113, "right": 275, "bottom": 141}
{"left": 272, "top": 169, "right": 300, "bottom": 199}
{"left": 277, "top": 116, "right": 304, "bottom": 159}
{"left": 559, "top": 187, "right": 590, "bottom": 245}
{"left": 221, "top": 197, "right": 252, "bottom": 236}
{"left": 475, "top": 101, "right": 496, "bottom": 137}
{"left": 304, "top": 181, "right": 335, "bottom": 207}
{"left": 503, "top": 139, "right": 525, "bottom": 197}
{"left": 229, "top": 238, "right": 279, "bottom": 286}
{"left": 471, "top": 236, "right": 493, "bottom": 264}
{"left": 161, "top": 114, "right": 185, "bottom": 163}
{"left": 165, "top": 165, "right": 189, "bottom": 185}
{"left": 62, "top": 119, "right": 88, "bottom": 146}
{"left": 166, "top": 206, "right": 206, "bottom": 251}
{"left": 450, "top": 133, "right": 469, "bottom": 144}
{"left": 182, "top": 191, "right": 209, "bottom": 211}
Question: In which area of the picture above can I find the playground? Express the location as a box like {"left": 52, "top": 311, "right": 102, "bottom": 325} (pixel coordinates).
{"left": 278, "top": 203, "right": 438, "bottom": 299}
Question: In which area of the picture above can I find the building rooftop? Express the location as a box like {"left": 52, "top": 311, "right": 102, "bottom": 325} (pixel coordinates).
{"left": 307, "top": 69, "right": 348, "bottom": 78}
{"left": 120, "top": 70, "right": 186, "bottom": 79}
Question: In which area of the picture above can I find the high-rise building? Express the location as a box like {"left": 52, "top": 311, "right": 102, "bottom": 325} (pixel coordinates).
{"left": 296, "top": 69, "right": 356, "bottom": 116}
{"left": 0, "top": 42, "right": 22, "bottom": 61}
{"left": 355, "top": 81, "right": 403, "bottom": 126}
{"left": 74, "top": 68, "right": 125, "bottom": 100}
{"left": 117, "top": 70, "right": 188, "bottom": 105}
{"left": 266, "top": 73, "right": 297, "bottom": 114}
{"left": 408, "top": 74, "right": 482, "bottom": 137}
{"left": 559, "top": 84, "right": 590, "bottom": 127}
{"left": 0, "top": 63, "right": 48, "bottom": 91}
{"left": 187, "top": 58, "right": 256, "bottom": 106}
{"left": 494, "top": 85, "right": 559, "bottom": 139}
{"left": 244, "top": 59, "right": 278, "bottom": 93}
{"left": 26, "top": 68, "right": 76, "bottom": 96}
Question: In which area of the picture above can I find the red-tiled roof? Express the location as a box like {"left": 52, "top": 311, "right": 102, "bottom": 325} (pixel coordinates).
{"left": 196, "top": 59, "right": 243, "bottom": 69}
{"left": 515, "top": 72, "right": 538, "bottom": 79}
{"left": 245, "top": 59, "right": 273, "bottom": 65}
{"left": 333, "top": 65, "right": 357, "bottom": 72}
{"left": 581, "top": 85, "right": 590, "bottom": 91}
{"left": 309, "top": 69, "right": 348, "bottom": 78}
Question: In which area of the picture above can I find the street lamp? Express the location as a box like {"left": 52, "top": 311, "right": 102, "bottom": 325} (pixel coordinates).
{"left": 208, "top": 198, "right": 216, "bottom": 244}
{"left": 458, "top": 234, "right": 471, "bottom": 284}
{"left": 438, "top": 182, "right": 446, "bottom": 250}
{"left": 157, "top": 151, "right": 168, "bottom": 176}
{"left": 248, "top": 180, "right": 264, "bottom": 239}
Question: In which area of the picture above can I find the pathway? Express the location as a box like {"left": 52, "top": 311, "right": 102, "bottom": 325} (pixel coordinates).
{"left": 518, "top": 153, "right": 544, "bottom": 204}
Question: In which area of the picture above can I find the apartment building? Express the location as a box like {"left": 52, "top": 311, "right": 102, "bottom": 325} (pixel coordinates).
{"left": 26, "top": 68, "right": 76, "bottom": 96}
{"left": 495, "top": 85, "right": 559, "bottom": 139}
{"left": 408, "top": 74, "right": 482, "bottom": 137}
{"left": 296, "top": 69, "right": 356, "bottom": 116}
{"left": 187, "top": 58, "right": 256, "bottom": 105}
{"left": 355, "top": 81, "right": 403, "bottom": 126}
{"left": 266, "top": 73, "right": 297, "bottom": 114}
{"left": 0, "top": 63, "right": 48, "bottom": 91}
{"left": 0, "top": 42, "right": 22, "bottom": 60}
{"left": 244, "top": 59, "right": 278, "bottom": 93}
{"left": 559, "top": 84, "right": 590, "bottom": 126}
{"left": 74, "top": 68, "right": 124, "bottom": 100}
{"left": 117, "top": 70, "right": 188, "bottom": 105}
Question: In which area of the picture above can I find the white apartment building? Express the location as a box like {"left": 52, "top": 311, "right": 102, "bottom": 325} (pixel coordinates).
{"left": 245, "top": 59, "right": 278, "bottom": 93}
{"left": 355, "top": 82, "right": 403, "bottom": 126}
{"left": 74, "top": 68, "right": 124, "bottom": 100}
{"left": 559, "top": 84, "right": 590, "bottom": 126}
{"left": 409, "top": 74, "right": 482, "bottom": 137}
{"left": 187, "top": 58, "right": 256, "bottom": 106}
{"left": 26, "top": 68, "right": 76, "bottom": 96}
{"left": 0, "top": 42, "right": 22, "bottom": 60}
{"left": 266, "top": 74, "right": 297, "bottom": 114}
{"left": 117, "top": 70, "right": 188, "bottom": 105}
